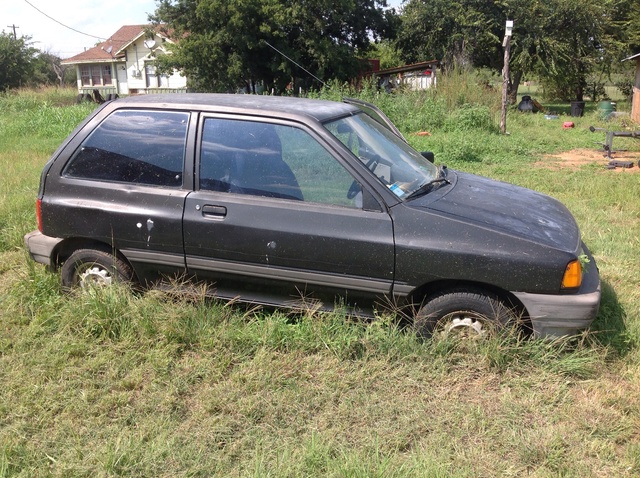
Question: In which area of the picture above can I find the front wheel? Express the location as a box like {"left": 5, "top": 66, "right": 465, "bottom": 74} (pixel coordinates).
{"left": 414, "top": 289, "right": 517, "bottom": 339}
{"left": 60, "top": 249, "right": 134, "bottom": 290}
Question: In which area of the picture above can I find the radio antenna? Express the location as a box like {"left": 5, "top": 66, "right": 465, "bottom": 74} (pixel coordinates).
{"left": 262, "top": 40, "right": 326, "bottom": 86}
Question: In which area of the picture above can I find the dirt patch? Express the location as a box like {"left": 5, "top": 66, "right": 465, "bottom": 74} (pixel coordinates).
{"left": 536, "top": 148, "right": 640, "bottom": 173}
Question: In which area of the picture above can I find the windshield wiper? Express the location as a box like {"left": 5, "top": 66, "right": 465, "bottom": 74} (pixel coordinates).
{"left": 405, "top": 167, "right": 451, "bottom": 200}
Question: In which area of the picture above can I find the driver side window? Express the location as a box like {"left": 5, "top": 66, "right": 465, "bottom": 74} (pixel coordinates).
{"left": 278, "top": 126, "right": 361, "bottom": 208}
{"left": 200, "top": 118, "right": 361, "bottom": 208}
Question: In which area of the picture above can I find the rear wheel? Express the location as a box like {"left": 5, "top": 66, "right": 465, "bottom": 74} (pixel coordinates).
{"left": 61, "top": 249, "right": 134, "bottom": 290}
{"left": 414, "top": 289, "right": 517, "bottom": 339}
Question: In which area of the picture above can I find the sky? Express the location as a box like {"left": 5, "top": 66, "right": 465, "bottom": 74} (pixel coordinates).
{"left": 2, "top": 0, "right": 404, "bottom": 60}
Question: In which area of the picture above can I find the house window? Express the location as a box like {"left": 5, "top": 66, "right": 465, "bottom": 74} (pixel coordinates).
{"left": 80, "top": 65, "right": 113, "bottom": 86}
{"left": 146, "top": 65, "right": 158, "bottom": 88}
{"left": 102, "top": 65, "right": 112, "bottom": 85}
{"left": 80, "top": 66, "right": 91, "bottom": 86}
{"left": 91, "top": 67, "right": 101, "bottom": 86}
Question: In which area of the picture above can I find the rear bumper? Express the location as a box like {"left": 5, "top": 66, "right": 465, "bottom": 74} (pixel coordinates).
{"left": 512, "top": 251, "right": 601, "bottom": 338}
{"left": 24, "top": 230, "right": 63, "bottom": 268}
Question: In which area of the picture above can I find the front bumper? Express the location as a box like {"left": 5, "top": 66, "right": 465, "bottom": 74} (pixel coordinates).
{"left": 512, "top": 249, "right": 601, "bottom": 338}
{"left": 24, "top": 230, "right": 63, "bottom": 268}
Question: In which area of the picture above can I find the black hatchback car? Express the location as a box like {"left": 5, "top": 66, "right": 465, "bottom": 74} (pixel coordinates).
{"left": 24, "top": 94, "right": 600, "bottom": 338}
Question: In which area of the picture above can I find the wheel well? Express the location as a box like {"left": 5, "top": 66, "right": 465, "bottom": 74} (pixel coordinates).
{"left": 405, "top": 280, "right": 530, "bottom": 323}
{"left": 52, "top": 238, "right": 133, "bottom": 276}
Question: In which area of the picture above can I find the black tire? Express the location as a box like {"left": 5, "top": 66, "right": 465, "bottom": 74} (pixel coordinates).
{"left": 414, "top": 288, "right": 516, "bottom": 339}
{"left": 60, "top": 249, "right": 134, "bottom": 290}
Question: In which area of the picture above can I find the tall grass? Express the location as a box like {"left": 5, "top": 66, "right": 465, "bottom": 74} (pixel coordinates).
{"left": 0, "top": 88, "right": 96, "bottom": 253}
{"left": 1, "top": 84, "right": 639, "bottom": 476}
{"left": 312, "top": 69, "right": 500, "bottom": 135}
{"left": 312, "top": 69, "right": 631, "bottom": 168}
{"left": 0, "top": 87, "right": 95, "bottom": 151}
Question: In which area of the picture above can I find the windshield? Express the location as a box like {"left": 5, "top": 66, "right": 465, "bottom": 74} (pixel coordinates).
{"left": 324, "top": 112, "right": 439, "bottom": 200}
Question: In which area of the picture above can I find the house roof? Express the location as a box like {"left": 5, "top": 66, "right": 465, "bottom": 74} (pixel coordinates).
{"left": 61, "top": 25, "right": 168, "bottom": 64}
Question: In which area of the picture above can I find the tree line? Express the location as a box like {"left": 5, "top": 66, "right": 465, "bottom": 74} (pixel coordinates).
{"left": 2, "top": 0, "right": 639, "bottom": 100}
{"left": 151, "top": 0, "right": 640, "bottom": 101}
{"left": 396, "top": 0, "right": 640, "bottom": 101}
{"left": 0, "top": 32, "right": 73, "bottom": 92}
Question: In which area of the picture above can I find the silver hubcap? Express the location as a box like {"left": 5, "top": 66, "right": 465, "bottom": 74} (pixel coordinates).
{"left": 441, "top": 313, "right": 487, "bottom": 337}
{"left": 79, "top": 266, "right": 112, "bottom": 288}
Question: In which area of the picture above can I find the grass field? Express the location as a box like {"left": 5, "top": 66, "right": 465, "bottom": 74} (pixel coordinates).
{"left": 1, "top": 85, "right": 640, "bottom": 477}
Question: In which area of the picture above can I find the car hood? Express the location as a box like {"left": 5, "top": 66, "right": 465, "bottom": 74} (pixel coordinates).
{"left": 415, "top": 171, "right": 581, "bottom": 251}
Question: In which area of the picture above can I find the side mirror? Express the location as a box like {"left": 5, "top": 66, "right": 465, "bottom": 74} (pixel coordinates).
{"left": 421, "top": 151, "right": 435, "bottom": 163}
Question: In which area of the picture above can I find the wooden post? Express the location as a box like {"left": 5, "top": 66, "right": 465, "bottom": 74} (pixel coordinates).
{"left": 500, "top": 20, "right": 513, "bottom": 135}
{"left": 6, "top": 24, "right": 19, "bottom": 39}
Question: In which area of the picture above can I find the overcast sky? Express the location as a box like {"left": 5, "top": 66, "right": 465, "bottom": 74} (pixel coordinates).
{"left": 2, "top": 0, "right": 404, "bottom": 59}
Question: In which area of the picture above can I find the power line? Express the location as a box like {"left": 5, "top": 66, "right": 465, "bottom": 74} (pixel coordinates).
{"left": 22, "top": 0, "right": 106, "bottom": 41}
{"left": 262, "top": 40, "right": 326, "bottom": 86}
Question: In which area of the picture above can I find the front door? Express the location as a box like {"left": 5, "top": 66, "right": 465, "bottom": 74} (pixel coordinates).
{"left": 183, "top": 116, "right": 395, "bottom": 312}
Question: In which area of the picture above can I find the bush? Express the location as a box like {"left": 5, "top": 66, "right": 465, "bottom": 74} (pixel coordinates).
{"left": 443, "top": 104, "right": 498, "bottom": 133}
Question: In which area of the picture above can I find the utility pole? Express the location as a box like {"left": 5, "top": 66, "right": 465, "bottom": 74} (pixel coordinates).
{"left": 500, "top": 20, "right": 513, "bottom": 135}
{"left": 6, "top": 24, "right": 19, "bottom": 39}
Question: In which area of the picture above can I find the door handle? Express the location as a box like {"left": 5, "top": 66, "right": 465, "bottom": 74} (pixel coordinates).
{"left": 201, "top": 205, "right": 227, "bottom": 218}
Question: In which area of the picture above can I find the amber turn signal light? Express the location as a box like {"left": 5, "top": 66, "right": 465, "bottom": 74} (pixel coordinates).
{"left": 561, "top": 260, "right": 582, "bottom": 289}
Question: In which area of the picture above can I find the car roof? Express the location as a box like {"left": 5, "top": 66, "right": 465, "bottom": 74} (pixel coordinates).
{"left": 114, "top": 93, "right": 359, "bottom": 123}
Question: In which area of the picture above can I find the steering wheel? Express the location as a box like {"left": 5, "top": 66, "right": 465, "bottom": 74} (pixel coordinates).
{"left": 360, "top": 154, "right": 379, "bottom": 171}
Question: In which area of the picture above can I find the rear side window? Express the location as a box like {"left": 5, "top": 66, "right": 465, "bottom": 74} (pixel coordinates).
{"left": 63, "top": 110, "right": 189, "bottom": 187}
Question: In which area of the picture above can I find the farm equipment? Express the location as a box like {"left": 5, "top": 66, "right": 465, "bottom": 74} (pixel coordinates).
{"left": 589, "top": 125, "right": 640, "bottom": 167}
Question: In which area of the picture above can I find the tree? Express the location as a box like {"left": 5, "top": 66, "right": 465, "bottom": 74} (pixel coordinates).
{"left": 150, "top": 0, "right": 391, "bottom": 92}
{"left": 0, "top": 32, "right": 38, "bottom": 91}
{"left": 369, "top": 39, "right": 404, "bottom": 69}
{"left": 396, "top": 0, "right": 628, "bottom": 102}
{"left": 32, "top": 51, "right": 74, "bottom": 87}
{"left": 507, "top": 0, "right": 625, "bottom": 101}
{"left": 607, "top": 0, "right": 639, "bottom": 54}
{"left": 396, "top": 0, "right": 502, "bottom": 70}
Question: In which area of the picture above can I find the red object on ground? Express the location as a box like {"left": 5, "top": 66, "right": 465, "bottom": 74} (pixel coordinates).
{"left": 563, "top": 122, "right": 575, "bottom": 129}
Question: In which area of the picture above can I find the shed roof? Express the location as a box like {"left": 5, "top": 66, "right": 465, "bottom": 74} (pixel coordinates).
{"left": 375, "top": 60, "right": 439, "bottom": 76}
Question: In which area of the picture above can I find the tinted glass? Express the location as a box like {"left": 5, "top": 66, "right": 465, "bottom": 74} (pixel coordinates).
{"left": 200, "top": 118, "right": 361, "bottom": 208}
{"left": 64, "top": 110, "right": 189, "bottom": 187}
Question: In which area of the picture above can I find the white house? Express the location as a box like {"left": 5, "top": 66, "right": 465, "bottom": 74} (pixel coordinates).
{"left": 62, "top": 25, "right": 187, "bottom": 96}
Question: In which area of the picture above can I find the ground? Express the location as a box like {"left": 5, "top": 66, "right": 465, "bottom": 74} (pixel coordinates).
{"left": 537, "top": 148, "right": 640, "bottom": 173}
